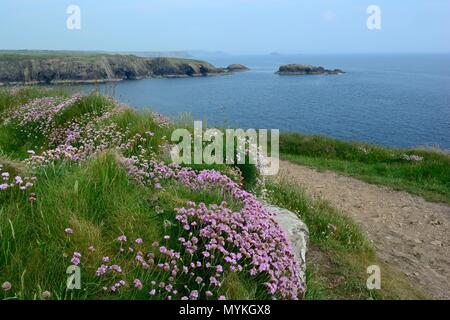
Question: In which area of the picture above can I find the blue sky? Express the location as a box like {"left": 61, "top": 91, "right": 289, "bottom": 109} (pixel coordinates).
{"left": 1, "top": 0, "right": 449, "bottom": 54}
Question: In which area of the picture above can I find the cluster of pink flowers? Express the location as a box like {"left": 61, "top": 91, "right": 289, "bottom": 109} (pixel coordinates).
{"left": 119, "top": 159, "right": 304, "bottom": 299}
{"left": 151, "top": 112, "right": 173, "bottom": 128}
{"left": 71, "top": 252, "right": 81, "bottom": 266}
{"left": 2, "top": 95, "right": 81, "bottom": 138}
{"left": 5, "top": 93, "right": 303, "bottom": 300}
{"left": 25, "top": 110, "right": 127, "bottom": 166}
{"left": 0, "top": 163, "right": 36, "bottom": 193}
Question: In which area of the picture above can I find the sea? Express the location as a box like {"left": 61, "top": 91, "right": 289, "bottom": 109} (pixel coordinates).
{"left": 69, "top": 54, "right": 450, "bottom": 150}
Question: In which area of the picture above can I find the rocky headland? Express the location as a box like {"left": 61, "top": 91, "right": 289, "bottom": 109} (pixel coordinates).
{"left": 0, "top": 51, "right": 248, "bottom": 85}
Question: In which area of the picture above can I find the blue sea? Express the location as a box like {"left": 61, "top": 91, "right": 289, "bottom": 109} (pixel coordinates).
{"left": 72, "top": 54, "right": 450, "bottom": 149}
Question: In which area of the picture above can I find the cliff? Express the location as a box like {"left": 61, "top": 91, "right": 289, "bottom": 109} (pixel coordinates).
{"left": 0, "top": 51, "right": 232, "bottom": 85}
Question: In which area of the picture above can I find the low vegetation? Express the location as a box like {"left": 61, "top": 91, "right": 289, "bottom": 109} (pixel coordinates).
{"left": 0, "top": 87, "right": 301, "bottom": 300}
{"left": 280, "top": 133, "right": 450, "bottom": 204}
{"left": 0, "top": 87, "right": 435, "bottom": 300}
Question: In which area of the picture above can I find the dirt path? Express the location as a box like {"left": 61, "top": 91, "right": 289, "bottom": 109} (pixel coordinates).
{"left": 278, "top": 160, "right": 450, "bottom": 299}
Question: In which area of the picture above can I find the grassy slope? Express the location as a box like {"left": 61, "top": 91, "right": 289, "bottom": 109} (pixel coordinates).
{"left": 0, "top": 88, "right": 260, "bottom": 300}
{"left": 0, "top": 88, "right": 432, "bottom": 300}
{"left": 280, "top": 133, "right": 450, "bottom": 204}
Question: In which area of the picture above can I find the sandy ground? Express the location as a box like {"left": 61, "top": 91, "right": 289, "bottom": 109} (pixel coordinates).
{"left": 277, "top": 160, "right": 450, "bottom": 299}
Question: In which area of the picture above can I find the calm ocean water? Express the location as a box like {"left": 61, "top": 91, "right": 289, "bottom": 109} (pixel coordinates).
{"left": 71, "top": 54, "right": 450, "bottom": 149}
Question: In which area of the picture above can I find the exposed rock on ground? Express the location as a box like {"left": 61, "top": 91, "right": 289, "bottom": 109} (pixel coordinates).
{"left": 263, "top": 202, "right": 309, "bottom": 293}
{"left": 276, "top": 64, "right": 344, "bottom": 75}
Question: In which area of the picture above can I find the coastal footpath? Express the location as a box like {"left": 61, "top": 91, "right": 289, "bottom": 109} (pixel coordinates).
{"left": 0, "top": 51, "right": 245, "bottom": 85}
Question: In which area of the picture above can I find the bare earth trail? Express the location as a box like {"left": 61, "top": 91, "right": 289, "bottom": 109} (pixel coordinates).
{"left": 277, "top": 160, "right": 450, "bottom": 299}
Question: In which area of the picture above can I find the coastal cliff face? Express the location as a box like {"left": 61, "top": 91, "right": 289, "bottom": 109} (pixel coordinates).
{"left": 276, "top": 64, "right": 344, "bottom": 75}
{"left": 0, "top": 52, "right": 229, "bottom": 85}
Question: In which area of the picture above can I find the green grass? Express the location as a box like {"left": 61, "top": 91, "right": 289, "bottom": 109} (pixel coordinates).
{"left": 0, "top": 87, "right": 266, "bottom": 300}
{"left": 0, "top": 151, "right": 258, "bottom": 299}
{"left": 1, "top": 88, "right": 436, "bottom": 300}
{"left": 280, "top": 132, "right": 450, "bottom": 204}
{"left": 0, "top": 50, "right": 211, "bottom": 66}
{"left": 266, "top": 179, "right": 427, "bottom": 300}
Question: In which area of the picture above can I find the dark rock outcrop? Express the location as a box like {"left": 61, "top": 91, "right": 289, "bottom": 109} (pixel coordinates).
{"left": 276, "top": 64, "right": 344, "bottom": 75}
{"left": 0, "top": 52, "right": 232, "bottom": 85}
{"left": 226, "top": 64, "right": 249, "bottom": 72}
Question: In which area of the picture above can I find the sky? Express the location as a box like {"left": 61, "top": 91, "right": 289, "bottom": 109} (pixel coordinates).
{"left": 1, "top": 0, "right": 449, "bottom": 54}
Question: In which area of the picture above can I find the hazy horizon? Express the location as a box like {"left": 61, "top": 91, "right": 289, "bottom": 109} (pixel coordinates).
{"left": 1, "top": 0, "right": 449, "bottom": 55}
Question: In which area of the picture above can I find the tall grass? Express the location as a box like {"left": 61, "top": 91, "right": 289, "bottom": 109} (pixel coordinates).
{"left": 0, "top": 88, "right": 267, "bottom": 300}
{"left": 280, "top": 132, "right": 450, "bottom": 203}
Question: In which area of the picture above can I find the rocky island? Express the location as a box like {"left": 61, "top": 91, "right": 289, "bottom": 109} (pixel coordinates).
{"left": 0, "top": 51, "right": 248, "bottom": 85}
{"left": 276, "top": 64, "right": 344, "bottom": 75}
{"left": 226, "top": 64, "right": 249, "bottom": 72}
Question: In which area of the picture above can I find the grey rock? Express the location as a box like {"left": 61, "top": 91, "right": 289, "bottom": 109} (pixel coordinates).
{"left": 276, "top": 64, "right": 344, "bottom": 75}
{"left": 226, "top": 64, "right": 249, "bottom": 72}
{"left": 263, "top": 202, "right": 309, "bottom": 292}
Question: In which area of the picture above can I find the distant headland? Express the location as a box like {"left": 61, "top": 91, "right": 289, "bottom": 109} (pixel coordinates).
{"left": 0, "top": 51, "right": 248, "bottom": 85}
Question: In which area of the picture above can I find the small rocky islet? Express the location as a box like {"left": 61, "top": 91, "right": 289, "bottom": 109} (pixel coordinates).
{"left": 225, "top": 63, "right": 249, "bottom": 72}
{"left": 276, "top": 64, "right": 345, "bottom": 75}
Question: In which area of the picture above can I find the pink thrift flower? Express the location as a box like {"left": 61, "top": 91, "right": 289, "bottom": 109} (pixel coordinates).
{"left": 41, "top": 291, "right": 51, "bottom": 299}
{"left": 2, "top": 281, "right": 12, "bottom": 291}
{"left": 117, "top": 235, "right": 127, "bottom": 242}
{"left": 71, "top": 257, "right": 80, "bottom": 266}
{"left": 159, "top": 246, "right": 167, "bottom": 254}
{"left": 189, "top": 290, "right": 199, "bottom": 300}
{"left": 134, "top": 279, "right": 143, "bottom": 290}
